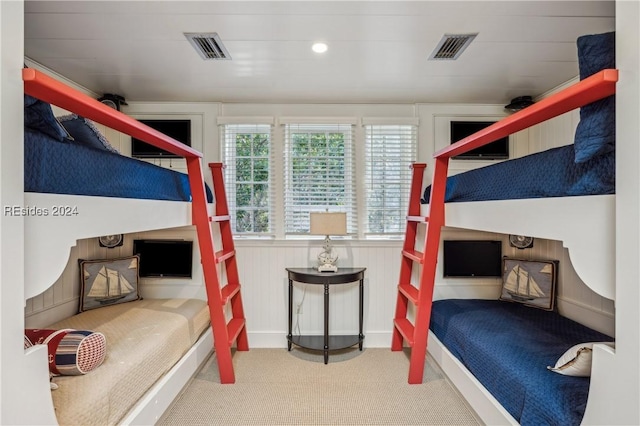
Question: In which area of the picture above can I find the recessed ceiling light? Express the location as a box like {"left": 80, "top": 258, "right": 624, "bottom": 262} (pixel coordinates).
{"left": 312, "top": 42, "right": 328, "bottom": 53}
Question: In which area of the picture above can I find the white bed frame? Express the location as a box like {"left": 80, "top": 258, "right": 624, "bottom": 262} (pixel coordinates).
{"left": 422, "top": 187, "right": 616, "bottom": 425}
{"left": 22, "top": 192, "right": 215, "bottom": 426}
{"left": 422, "top": 194, "right": 615, "bottom": 300}
{"left": 24, "top": 192, "right": 212, "bottom": 300}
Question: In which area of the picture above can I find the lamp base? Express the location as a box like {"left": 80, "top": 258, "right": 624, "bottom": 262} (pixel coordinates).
{"left": 317, "top": 264, "right": 338, "bottom": 273}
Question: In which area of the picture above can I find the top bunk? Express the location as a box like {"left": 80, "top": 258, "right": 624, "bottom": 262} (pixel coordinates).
{"left": 420, "top": 32, "right": 617, "bottom": 300}
{"left": 22, "top": 68, "right": 214, "bottom": 300}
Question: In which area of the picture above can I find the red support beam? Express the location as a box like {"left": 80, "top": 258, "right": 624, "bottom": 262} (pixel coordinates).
{"left": 435, "top": 69, "right": 618, "bottom": 159}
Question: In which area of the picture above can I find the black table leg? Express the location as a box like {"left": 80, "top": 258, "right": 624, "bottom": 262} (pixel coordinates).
{"left": 324, "top": 283, "right": 329, "bottom": 364}
{"left": 287, "top": 278, "right": 293, "bottom": 351}
{"left": 359, "top": 277, "right": 364, "bottom": 350}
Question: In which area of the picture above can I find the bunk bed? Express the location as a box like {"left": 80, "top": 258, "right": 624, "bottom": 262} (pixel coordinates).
{"left": 415, "top": 32, "right": 618, "bottom": 425}
{"left": 21, "top": 68, "right": 231, "bottom": 425}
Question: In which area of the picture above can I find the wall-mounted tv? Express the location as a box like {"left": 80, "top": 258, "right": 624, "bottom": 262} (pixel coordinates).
{"left": 450, "top": 121, "right": 509, "bottom": 160}
{"left": 132, "top": 119, "right": 191, "bottom": 158}
{"left": 133, "top": 239, "right": 193, "bottom": 278}
{"left": 443, "top": 240, "right": 502, "bottom": 278}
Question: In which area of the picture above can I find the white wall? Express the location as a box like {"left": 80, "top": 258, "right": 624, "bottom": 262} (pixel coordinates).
{"left": 584, "top": 1, "right": 640, "bottom": 423}
{"left": 2, "top": 2, "right": 57, "bottom": 424}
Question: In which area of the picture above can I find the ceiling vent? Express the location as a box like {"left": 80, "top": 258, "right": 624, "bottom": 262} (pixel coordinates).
{"left": 184, "top": 33, "right": 231, "bottom": 60}
{"left": 428, "top": 33, "right": 477, "bottom": 60}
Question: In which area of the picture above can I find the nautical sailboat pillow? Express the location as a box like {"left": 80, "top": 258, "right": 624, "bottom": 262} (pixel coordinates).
{"left": 499, "top": 258, "right": 558, "bottom": 311}
{"left": 79, "top": 255, "right": 141, "bottom": 312}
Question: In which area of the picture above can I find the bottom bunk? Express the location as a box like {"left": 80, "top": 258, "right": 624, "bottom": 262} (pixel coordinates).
{"left": 27, "top": 298, "right": 211, "bottom": 425}
{"left": 428, "top": 299, "right": 614, "bottom": 425}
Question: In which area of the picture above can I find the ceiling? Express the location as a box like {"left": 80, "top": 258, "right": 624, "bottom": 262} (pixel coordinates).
{"left": 24, "top": 1, "right": 615, "bottom": 105}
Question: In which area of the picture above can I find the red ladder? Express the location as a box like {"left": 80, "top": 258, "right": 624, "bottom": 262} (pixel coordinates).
{"left": 186, "top": 160, "right": 249, "bottom": 384}
{"left": 391, "top": 70, "right": 619, "bottom": 384}
{"left": 22, "top": 68, "right": 250, "bottom": 384}
{"left": 391, "top": 160, "right": 448, "bottom": 384}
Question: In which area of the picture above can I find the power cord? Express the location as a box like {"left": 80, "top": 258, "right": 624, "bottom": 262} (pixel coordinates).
{"left": 293, "top": 284, "right": 307, "bottom": 337}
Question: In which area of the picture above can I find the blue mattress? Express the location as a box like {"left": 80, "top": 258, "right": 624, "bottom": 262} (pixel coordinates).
{"left": 24, "top": 101, "right": 213, "bottom": 203}
{"left": 421, "top": 144, "right": 614, "bottom": 204}
{"left": 430, "top": 299, "right": 613, "bottom": 425}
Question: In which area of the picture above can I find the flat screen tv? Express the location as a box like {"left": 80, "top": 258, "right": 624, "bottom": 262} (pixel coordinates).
{"left": 443, "top": 240, "right": 502, "bottom": 278}
{"left": 131, "top": 119, "right": 191, "bottom": 158}
{"left": 133, "top": 239, "right": 193, "bottom": 278}
{"left": 450, "top": 121, "right": 509, "bottom": 160}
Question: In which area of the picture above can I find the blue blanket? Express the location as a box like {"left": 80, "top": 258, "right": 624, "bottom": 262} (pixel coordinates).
{"left": 24, "top": 127, "right": 212, "bottom": 203}
{"left": 430, "top": 299, "right": 613, "bottom": 425}
{"left": 24, "top": 93, "right": 212, "bottom": 202}
{"left": 422, "top": 144, "right": 614, "bottom": 203}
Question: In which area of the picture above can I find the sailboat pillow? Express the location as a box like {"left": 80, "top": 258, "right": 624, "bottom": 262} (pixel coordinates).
{"left": 79, "top": 255, "right": 141, "bottom": 312}
{"left": 499, "top": 258, "right": 558, "bottom": 311}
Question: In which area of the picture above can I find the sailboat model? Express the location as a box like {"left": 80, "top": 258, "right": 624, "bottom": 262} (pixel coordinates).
{"left": 504, "top": 264, "right": 545, "bottom": 301}
{"left": 88, "top": 265, "right": 135, "bottom": 303}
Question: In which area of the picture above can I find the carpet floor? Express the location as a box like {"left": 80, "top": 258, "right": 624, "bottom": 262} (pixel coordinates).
{"left": 158, "top": 347, "right": 481, "bottom": 425}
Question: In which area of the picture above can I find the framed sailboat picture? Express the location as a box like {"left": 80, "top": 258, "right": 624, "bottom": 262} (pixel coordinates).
{"left": 500, "top": 258, "right": 558, "bottom": 311}
{"left": 79, "top": 255, "right": 141, "bottom": 312}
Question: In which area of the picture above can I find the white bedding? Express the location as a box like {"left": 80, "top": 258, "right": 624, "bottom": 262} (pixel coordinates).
{"left": 46, "top": 298, "right": 210, "bottom": 426}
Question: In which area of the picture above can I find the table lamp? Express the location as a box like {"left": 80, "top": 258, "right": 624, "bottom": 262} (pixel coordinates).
{"left": 310, "top": 212, "right": 347, "bottom": 272}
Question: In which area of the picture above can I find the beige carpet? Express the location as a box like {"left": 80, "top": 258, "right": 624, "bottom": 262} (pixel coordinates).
{"left": 159, "top": 348, "right": 481, "bottom": 425}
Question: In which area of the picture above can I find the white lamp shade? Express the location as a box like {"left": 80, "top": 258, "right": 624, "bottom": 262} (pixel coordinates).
{"left": 310, "top": 212, "right": 347, "bottom": 236}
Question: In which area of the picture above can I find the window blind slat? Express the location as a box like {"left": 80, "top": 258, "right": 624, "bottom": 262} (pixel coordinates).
{"left": 221, "top": 124, "right": 275, "bottom": 236}
{"left": 364, "top": 124, "right": 417, "bottom": 237}
{"left": 284, "top": 123, "right": 356, "bottom": 235}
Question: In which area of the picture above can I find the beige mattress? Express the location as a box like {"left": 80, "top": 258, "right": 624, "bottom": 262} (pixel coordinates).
{"left": 47, "top": 298, "right": 210, "bottom": 426}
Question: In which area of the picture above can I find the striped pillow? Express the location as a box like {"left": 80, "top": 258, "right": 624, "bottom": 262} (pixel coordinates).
{"left": 25, "top": 329, "right": 106, "bottom": 375}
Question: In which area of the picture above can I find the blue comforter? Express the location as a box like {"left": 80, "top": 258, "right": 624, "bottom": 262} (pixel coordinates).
{"left": 430, "top": 299, "right": 613, "bottom": 425}
{"left": 24, "top": 128, "right": 213, "bottom": 203}
{"left": 422, "top": 144, "right": 614, "bottom": 204}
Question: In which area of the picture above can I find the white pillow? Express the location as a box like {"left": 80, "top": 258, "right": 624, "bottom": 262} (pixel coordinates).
{"left": 547, "top": 342, "right": 614, "bottom": 377}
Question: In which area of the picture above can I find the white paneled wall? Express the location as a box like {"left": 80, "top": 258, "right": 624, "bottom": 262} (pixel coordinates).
{"left": 25, "top": 89, "right": 615, "bottom": 343}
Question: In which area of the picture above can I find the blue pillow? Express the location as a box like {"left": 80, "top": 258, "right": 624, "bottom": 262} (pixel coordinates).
{"left": 24, "top": 95, "right": 70, "bottom": 142}
{"left": 573, "top": 32, "right": 615, "bottom": 163}
{"left": 58, "top": 114, "right": 120, "bottom": 153}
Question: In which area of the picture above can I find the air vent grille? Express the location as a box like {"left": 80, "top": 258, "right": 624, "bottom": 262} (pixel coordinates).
{"left": 429, "top": 33, "right": 477, "bottom": 60}
{"left": 185, "top": 32, "right": 231, "bottom": 60}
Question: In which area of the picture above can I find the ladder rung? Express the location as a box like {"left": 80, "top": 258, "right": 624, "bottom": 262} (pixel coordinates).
{"left": 398, "top": 283, "right": 419, "bottom": 305}
{"left": 221, "top": 283, "right": 241, "bottom": 305}
{"left": 215, "top": 249, "right": 235, "bottom": 263}
{"left": 210, "top": 215, "right": 231, "bottom": 222}
{"left": 227, "top": 318, "right": 246, "bottom": 346}
{"left": 393, "top": 318, "right": 415, "bottom": 347}
{"left": 406, "top": 215, "right": 428, "bottom": 223}
{"left": 402, "top": 249, "right": 424, "bottom": 264}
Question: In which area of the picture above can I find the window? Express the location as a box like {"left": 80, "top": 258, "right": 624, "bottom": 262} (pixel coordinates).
{"left": 284, "top": 124, "right": 356, "bottom": 235}
{"left": 364, "top": 124, "right": 417, "bottom": 237}
{"left": 220, "top": 124, "right": 274, "bottom": 236}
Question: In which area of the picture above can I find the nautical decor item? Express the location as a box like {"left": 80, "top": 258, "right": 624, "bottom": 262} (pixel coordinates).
{"left": 500, "top": 258, "right": 558, "bottom": 310}
{"left": 509, "top": 234, "right": 534, "bottom": 249}
{"left": 79, "top": 255, "right": 141, "bottom": 312}
{"left": 98, "top": 234, "right": 124, "bottom": 248}
{"left": 309, "top": 212, "right": 347, "bottom": 272}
